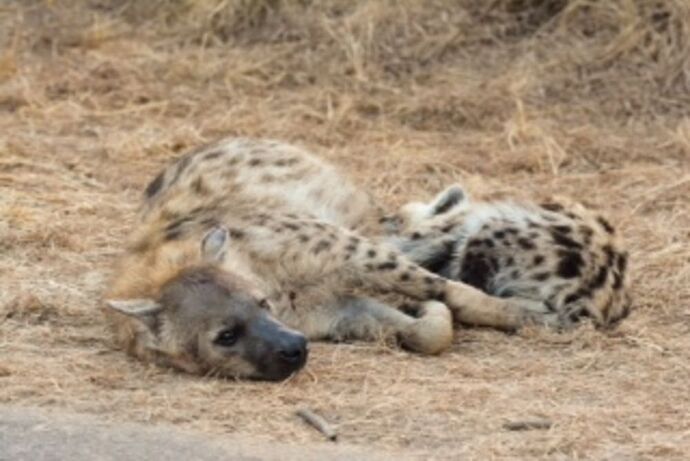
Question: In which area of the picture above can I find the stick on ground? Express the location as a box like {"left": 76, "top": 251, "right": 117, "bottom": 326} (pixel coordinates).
{"left": 503, "top": 419, "right": 553, "bottom": 431}
{"left": 296, "top": 408, "right": 338, "bottom": 441}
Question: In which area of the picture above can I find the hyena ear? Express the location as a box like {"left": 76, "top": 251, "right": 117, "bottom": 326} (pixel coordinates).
{"left": 431, "top": 185, "right": 466, "bottom": 215}
{"left": 201, "top": 226, "right": 230, "bottom": 262}
{"left": 105, "top": 299, "right": 163, "bottom": 331}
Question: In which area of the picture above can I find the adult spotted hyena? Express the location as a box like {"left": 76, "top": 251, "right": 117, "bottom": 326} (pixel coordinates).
{"left": 104, "top": 138, "right": 561, "bottom": 380}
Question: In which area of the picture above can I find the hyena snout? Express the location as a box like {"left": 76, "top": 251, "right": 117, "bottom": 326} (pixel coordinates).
{"left": 249, "top": 315, "right": 308, "bottom": 381}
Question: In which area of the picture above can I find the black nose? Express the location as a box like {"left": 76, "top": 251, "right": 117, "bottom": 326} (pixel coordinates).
{"left": 278, "top": 337, "right": 307, "bottom": 364}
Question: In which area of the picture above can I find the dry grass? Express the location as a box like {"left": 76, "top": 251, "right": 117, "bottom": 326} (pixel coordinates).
{"left": 1, "top": 0, "right": 689, "bottom": 459}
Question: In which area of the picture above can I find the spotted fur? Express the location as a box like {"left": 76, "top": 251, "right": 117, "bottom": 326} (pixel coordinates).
{"left": 106, "top": 139, "right": 582, "bottom": 377}
{"left": 387, "top": 185, "right": 631, "bottom": 329}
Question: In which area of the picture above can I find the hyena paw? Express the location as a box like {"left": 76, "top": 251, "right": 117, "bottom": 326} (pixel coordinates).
{"left": 509, "top": 298, "right": 575, "bottom": 330}
{"left": 400, "top": 301, "right": 453, "bottom": 355}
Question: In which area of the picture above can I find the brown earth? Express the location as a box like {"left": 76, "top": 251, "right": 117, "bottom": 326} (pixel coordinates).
{"left": 1, "top": 1, "right": 689, "bottom": 459}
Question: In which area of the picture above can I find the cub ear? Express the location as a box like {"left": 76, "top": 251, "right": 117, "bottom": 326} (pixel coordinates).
{"left": 431, "top": 185, "right": 466, "bottom": 215}
{"left": 201, "top": 225, "right": 230, "bottom": 262}
{"left": 105, "top": 298, "right": 163, "bottom": 330}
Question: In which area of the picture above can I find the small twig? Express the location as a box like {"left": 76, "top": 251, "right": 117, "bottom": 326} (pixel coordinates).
{"left": 503, "top": 419, "right": 553, "bottom": 431}
{"left": 296, "top": 408, "right": 338, "bottom": 441}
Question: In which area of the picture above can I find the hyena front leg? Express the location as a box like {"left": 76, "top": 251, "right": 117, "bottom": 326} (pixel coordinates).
{"left": 325, "top": 297, "right": 453, "bottom": 355}
{"left": 267, "top": 221, "right": 555, "bottom": 331}
{"left": 240, "top": 218, "right": 554, "bottom": 331}
{"left": 324, "top": 233, "right": 556, "bottom": 330}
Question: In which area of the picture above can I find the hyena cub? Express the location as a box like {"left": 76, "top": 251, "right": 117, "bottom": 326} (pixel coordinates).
{"left": 387, "top": 185, "right": 631, "bottom": 329}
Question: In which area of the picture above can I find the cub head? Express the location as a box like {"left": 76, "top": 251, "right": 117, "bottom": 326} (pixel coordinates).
{"left": 383, "top": 184, "right": 468, "bottom": 235}
{"left": 105, "top": 227, "right": 307, "bottom": 381}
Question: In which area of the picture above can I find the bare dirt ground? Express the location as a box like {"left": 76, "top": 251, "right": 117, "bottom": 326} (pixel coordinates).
{"left": 1, "top": 1, "right": 689, "bottom": 459}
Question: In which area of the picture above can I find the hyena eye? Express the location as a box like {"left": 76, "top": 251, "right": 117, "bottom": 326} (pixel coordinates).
{"left": 214, "top": 327, "right": 241, "bottom": 347}
{"left": 259, "top": 298, "right": 271, "bottom": 310}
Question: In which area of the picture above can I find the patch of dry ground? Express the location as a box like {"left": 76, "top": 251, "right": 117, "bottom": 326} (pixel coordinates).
{"left": 1, "top": 1, "right": 689, "bottom": 459}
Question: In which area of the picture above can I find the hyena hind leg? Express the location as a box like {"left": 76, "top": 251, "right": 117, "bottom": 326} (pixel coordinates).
{"left": 328, "top": 297, "right": 453, "bottom": 355}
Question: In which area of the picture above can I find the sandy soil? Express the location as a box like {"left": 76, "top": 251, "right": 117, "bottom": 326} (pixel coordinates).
{"left": 1, "top": 1, "right": 689, "bottom": 459}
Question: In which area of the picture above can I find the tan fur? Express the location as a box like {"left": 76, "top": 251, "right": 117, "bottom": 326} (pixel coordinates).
{"left": 105, "top": 138, "right": 579, "bottom": 377}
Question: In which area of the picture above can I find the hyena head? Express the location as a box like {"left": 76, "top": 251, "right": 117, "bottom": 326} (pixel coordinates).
{"left": 382, "top": 184, "right": 468, "bottom": 236}
{"left": 399, "top": 185, "right": 467, "bottom": 226}
{"left": 106, "top": 227, "right": 307, "bottom": 381}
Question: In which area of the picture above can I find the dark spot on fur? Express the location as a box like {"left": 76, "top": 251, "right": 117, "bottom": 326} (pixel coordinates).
{"left": 345, "top": 237, "right": 359, "bottom": 253}
{"left": 557, "top": 251, "right": 584, "bottom": 278}
{"left": 483, "top": 238, "right": 495, "bottom": 248}
{"left": 191, "top": 177, "right": 208, "bottom": 195}
{"left": 145, "top": 172, "right": 165, "bottom": 198}
{"left": 532, "top": 271, "right": 550, "bottom": 281}
{"left": 505, "top": 256, "right": 515, "bottom": 266}
{"left": 532, "top": 254, "right": 545, "bottom": 266}
{"left": 589, "top": 266, "right": 609, "bottom": 291}
{"left": 169, "top": 155, "right": 193, "bottom": 186}
{"left": 493, "top": 230, "right": 506, "bottom": 239}
{"left": 283, "top": 222, "right": 299, "bottom": 231}
{"left": 564, "top": 292, "right": 582, "bottom": 305}
{"left": 165, "top": 216, "right": 192, "bottom": 234}
{"left": 541, "top": 202, "right": 564, "bottom": 212}
{"left": 460, "top": 255, "right": 493, "bottom": 291}
{"left": 568, "top": 308, "right": 590, "bottom": 323}
{"left": 551, "top": 231, "right": 583, "bottom": 250}
{"left": 274, "top": 157, "right": 300, "bottom": 167}
{"left": 400, "top": 272, "right": 411, "bottom": 281}
{"left": 378, "top": 261, "right": 398, "bottom": 271}
{"left": 313, "top": 240, "right": 332, "bottom": 254}
{"left": 597, "top": 216, "right": 615, "bottom": 234}
{"left": 204, "top": 150, "right": 223, "bottom": 160}
{"left": 545, "top": 300, "right": 557, "bottom": 312}
{"left": 615, "top": 252, "right": 628, "bottom": 273}
{"left": 505, "top": 228, "right": 519, "bottom": 235}
{"left": 510, "top": 269, "right": 520, "bottom": 279}
{"left": 603, "top": 244, "right": 615, "bottom": 266}
{"left": 612, "top": 252, "right": 627, "bottom": 290}
{"left": 367, "top": 249, "right": 377, "bottom": 258}
{"left": 248, "top": 158, "right": 262, "bottom": 167}
{"left": 411, "top": 232, "right": 422, "bottom": 240}
{"left": 298, "top": 234, "right": 310, "bottom": 243}
{"left": 467, "top": 238, "right": 483, "bottom": 247}
{"left": 518, "top": 238, "right": 536, "bottom": 250}
{"left": 441, "top": 224, "right": 455, "bottom": 233}
{"left": 228, "top": 228, "right": 245, "bottom": 239}
{"left": 164, "top": 227, "right": 183, "bottom": 241}
{"left": 551, "top": 225, "right": 572, "bottom": 234}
